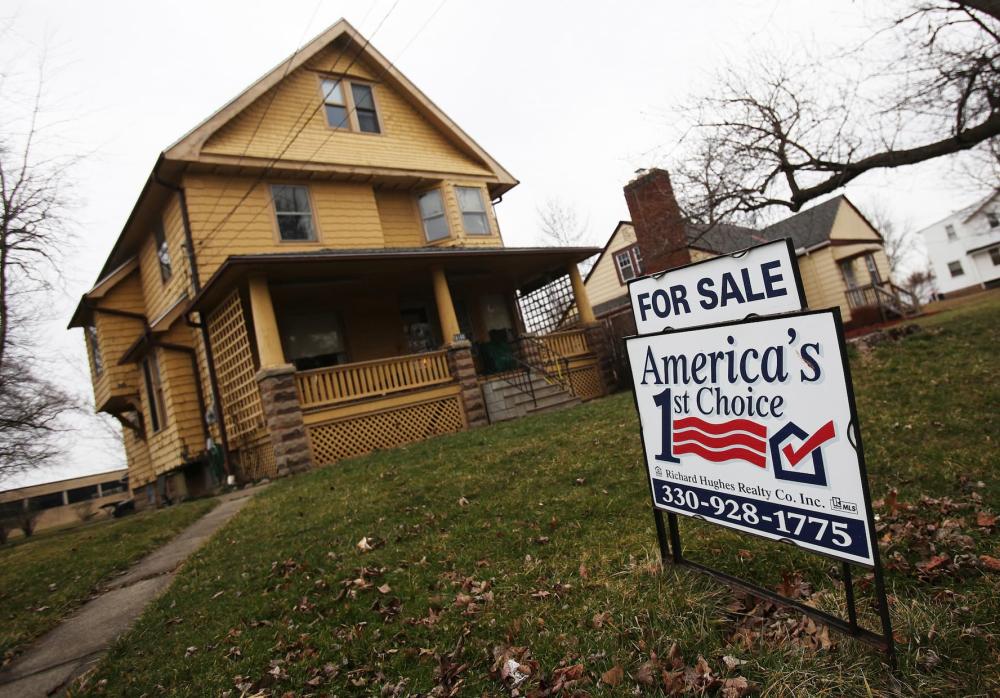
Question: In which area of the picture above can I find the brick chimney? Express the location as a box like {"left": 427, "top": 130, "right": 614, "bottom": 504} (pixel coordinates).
{"left": 623, "top": 168, "right": 690, "bottom": 274}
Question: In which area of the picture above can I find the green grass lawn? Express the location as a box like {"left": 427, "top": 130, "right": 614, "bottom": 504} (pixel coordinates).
{"left": 75, "top": 295, "right": 999, "bottom": 696}
{"left": 0, "top": 498, "right": 216, "bottom": 665}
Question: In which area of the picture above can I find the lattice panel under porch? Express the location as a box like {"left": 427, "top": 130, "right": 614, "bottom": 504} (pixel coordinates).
{"left": 518, "top": 274, "right": 579, "bottom": 334}
{"left": 233, "top": 432, "right": 277, "bottom": 482}
{"left": 308, "top": 396, "right": 466, "bottom": 464}
{"left": 569, "top": 365, "right": 604, "bottom": 400}
{"left": 207, "top": 291, "right": 264, "bottom": 439}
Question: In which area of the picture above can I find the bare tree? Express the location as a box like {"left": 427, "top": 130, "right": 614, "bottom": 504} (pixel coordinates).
{"left": 537, "top": 197, "right": 590, "bottom": 247}
{"left": 860, "top": 201, "right": 920, "bottom": 277}
{"left": 902, "top": 265, "right": 939, "bottom": 301}
{"left": 0, "top": 39, "right": 79, "bottom": 478}
{"left": 670, "top": 2, "right": 1000, "bottom": 223}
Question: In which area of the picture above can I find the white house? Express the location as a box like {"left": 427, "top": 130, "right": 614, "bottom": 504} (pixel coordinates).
{"left": 917, "top": 189, "right": 1000, "bottom": 297}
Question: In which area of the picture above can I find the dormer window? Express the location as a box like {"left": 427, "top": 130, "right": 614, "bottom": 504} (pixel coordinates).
{"left": 456, "top": 186, "right": 490, "bottom": 235}
{"left": 153, "top": 219, "right": 172, "bottom": 282}
{"left": 418, "top": 189, "right": 449, "bottom": 241}
{"left": 320, "top": 77, "right": 381, "bottom": 134}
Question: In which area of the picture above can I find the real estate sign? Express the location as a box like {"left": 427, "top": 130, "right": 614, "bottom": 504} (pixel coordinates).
{"left": 628, "top": 239, "right": 805, "bottom": 334}
{"left": 625, "top": 309, "right": 876, "bottom": 567}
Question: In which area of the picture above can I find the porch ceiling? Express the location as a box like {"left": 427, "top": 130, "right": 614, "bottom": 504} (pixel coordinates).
{"left": 189, "top": 246, "right": 600, "bottom": 313}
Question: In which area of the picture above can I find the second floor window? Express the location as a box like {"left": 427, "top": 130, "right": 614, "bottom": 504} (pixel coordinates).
{"left": 141, "top": 352, "right": 166, "bottom": 434}
{"left": 987, "top": 211, "right": 999, "bottom": 228}
{"left": 456, "top": 186, "right": 489, "bottom": 235}
{"left": 614, "top": 245, "right": 644, "bottom": 283}
{"left": 991, "top": 247, "right": 1000, "bottom": 266}
{"left": 946, "top": 224, "right": 957, "bottom": 240}
{"left": 418, "top": 189, "right": 449, "bottom": 241}
{"left": 153, "top": 219, "right": 172, "bottom": 282}
{"left": 86, "top": 324, "right": 104, "bottom": 376}
{"left": 948, "top": 260, "right": 964, "bottom": 277}
{"left": 271, "top": 185, "right": 316, "bottom": 241}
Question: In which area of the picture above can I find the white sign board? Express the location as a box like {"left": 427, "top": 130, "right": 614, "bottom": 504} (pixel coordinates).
{"left": 625, "top": 309, "right": 876, "bottom": 566}
{"left": 628, "top": 239, "right": 805, "bottom": 335}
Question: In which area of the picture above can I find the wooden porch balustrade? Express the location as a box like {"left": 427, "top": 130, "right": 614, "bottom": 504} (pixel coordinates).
{"left": 538, "top": 328, "right": 589, "bottom": 358}
{"left": 295, "top": 350, "right": 453, "bottom": 410}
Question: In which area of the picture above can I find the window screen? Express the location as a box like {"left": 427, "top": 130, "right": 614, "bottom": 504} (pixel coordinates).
{"left": 271, "top": 185, "right": 316, "bottom": 241}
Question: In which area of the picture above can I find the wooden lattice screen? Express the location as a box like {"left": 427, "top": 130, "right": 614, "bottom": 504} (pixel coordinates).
{"left": 569, "top": 364, "right": 604, "bottom": 400}
{"left": 308, "top": 395, "right": 465, "bottom": 465}
{"left": 206, "top": 291, "right": 264, "bottom": 440}
{"left": 518, "top": 274, "right": 579, "bottom": 334}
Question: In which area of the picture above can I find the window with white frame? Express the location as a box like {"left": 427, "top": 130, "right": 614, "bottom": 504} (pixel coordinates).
{"left": 947, "top": 260, "right": 964, "bottom": 277}
{"left": 320, "top": 78, "right": 350, "bottom": 129}
{"left": 864, "top": 253, "right": 882, "bottom": 284}
{"left": 987, "top": 211, "right": 999, "bottom": 228}
{"left": 945, "top": 224, "right": 957, "bottom": 240}
{"left": 455, "top": 186, "right": 490, "bottom": 235}
{"left": 613, "top": 245, "right": 643, "bottom": 283}
{"left": 417, "top": 189, "right": 449, "bottom": 241}
{"left": 990, "top": 247, "right": 1000, "bottom": 266}
{"left": 271, "top": 185, "right": 316, "bottom": 241}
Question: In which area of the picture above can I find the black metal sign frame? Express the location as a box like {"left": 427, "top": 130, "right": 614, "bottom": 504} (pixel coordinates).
{"left": 624, "top": 306, "right": 896, "bottom": 668}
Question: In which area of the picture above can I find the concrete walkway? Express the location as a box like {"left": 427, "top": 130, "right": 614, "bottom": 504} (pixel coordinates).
{"left": 0, "top": 487, "right": 262, "bottom": 697}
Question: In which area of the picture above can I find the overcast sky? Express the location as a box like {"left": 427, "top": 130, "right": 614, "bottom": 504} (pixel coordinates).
{"left": 1, "top": 0, "right": 991, "bottom": 488}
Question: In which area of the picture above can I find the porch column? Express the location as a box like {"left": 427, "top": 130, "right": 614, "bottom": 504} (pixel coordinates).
{"left": 431, "top": 265, "right": 462, "bottom": 344}
{"left": 568, "top": 263, "right": 596, "bottom": 324}
{"left": 248, "top": 275, "right": 285, "bottom": 368}
{"left": 247, "top": 276, "right": 313, "bottom": 477}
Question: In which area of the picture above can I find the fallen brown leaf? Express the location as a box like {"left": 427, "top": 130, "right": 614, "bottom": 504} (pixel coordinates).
{"left": 600, "top": 665, "right": 624, "bottom": 686}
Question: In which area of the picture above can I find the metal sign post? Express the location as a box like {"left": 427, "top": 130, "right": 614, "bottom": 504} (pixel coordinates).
{"left": 624, "top": 241, "right": 895, "bottom": 667}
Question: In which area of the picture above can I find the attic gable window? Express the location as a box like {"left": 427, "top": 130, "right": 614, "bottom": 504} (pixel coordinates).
{"left": 456, "top": 186, "right": 490, "bottom": 235}
{"left": 613, "top": 245, "right": 643, "bottom": 284}
{"left": 418, "top": 189, "right": 449, "bottom": 241}
{"left": 153, "top": 219, "right": 172, "bottom": 282}
{"left": 320, "top": 77, "right": 381, "bottom": 133}
{"left": 271, "top": 185, "right": 317, "bottom": 241}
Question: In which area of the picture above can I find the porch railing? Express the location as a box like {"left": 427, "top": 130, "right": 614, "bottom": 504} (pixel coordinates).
{"left": 539, "top": 329, "right": 589, "bottom": 358}
{"left": 295, "top": 350, "right": 452, "bottom": 410}
{"left": 845, "top": 282, "right": 920, "bottom": 319}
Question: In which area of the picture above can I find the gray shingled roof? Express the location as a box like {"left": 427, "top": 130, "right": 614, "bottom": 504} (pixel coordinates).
{"left": 684, "top": 196, "right": 844, "bottom": 255}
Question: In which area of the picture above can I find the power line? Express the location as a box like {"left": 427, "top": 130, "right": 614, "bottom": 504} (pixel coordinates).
{"left": 198, "top": 0, "right": 325, "bottom": 230}
{"left": 195, "top": 0, "right": 402, "bottom": 251}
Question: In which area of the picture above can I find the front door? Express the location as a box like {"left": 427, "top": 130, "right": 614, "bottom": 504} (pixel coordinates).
{"left": 400, "top": 303, "right": 437, "bottom": 353}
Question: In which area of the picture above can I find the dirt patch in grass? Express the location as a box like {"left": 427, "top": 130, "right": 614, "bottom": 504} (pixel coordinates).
{"left": 73, "top": 296, "right": 999, "bottom": 696}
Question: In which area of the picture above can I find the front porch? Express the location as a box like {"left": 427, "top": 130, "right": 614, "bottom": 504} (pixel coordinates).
{"left": 845, "top": 281, "right": 921, "bottom": 325}
{"left": 192, "top": 246, "right": 606, "bottom": 480}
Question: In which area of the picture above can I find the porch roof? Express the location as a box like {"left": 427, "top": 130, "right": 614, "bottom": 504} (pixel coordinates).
{"left": 189, "top": 246, "right": 601, "bottom": 313}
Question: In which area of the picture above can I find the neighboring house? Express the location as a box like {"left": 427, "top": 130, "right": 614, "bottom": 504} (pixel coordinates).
{"left": 586, "top": 169, "right": 918, "bottom": 329}
{"left": 0, "top": 469, "right": 129, "bottom": 538}
{"left": 916, "top": 189, "right": 1000, "bottom": 297}
{"left": 69, "top": 20, "right": 609, "bottom": 508}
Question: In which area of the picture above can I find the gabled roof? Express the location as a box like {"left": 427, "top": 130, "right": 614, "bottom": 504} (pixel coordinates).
{"left": 583, "top": 221, "right": 632, "bottom": 284}
{"left": 163, "top": 19, "right": 516, "bottom": 188}
{"left": 962, "top": 188, "right": 1000, "bottom": 223}
{"left": 759, "top": 196, "right": 845, "bottom": 249}
{"left": 82, "top": 19, "right": 519, "bottom": 292}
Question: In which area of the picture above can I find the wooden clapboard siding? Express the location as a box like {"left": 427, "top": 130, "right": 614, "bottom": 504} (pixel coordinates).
{"left": 183, "top": 173, "right": 385, "bottom": 282}
{"left": 202, "top": 42, "right": 492, "bottom": 178}
{"left": 830, "top": 202, "right": 882, "bottom": 242}
{"left": 376, "top": 189, "right": 424, "bottom": 247}
{"left": 138, "top": 193, "right": 190, "bottom": 324}
{"left": 799, "top": 246, "right": 853, "bottom": 321}
{"left": 123, "top": 423, "right": 154, "bottom": 490}
{"left": 142, "top": 325, "right": 205, "bottom": 480}
{"left": 585, "top": 223, "right": 639, "bottom": 309}
{"left": 89, "top": 272, "right": 146, "bottom": 410}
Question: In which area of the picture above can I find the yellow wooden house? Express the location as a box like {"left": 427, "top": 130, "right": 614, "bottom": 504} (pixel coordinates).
{"left": 70, "top": 20, "right": 609, "bottom": 506}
